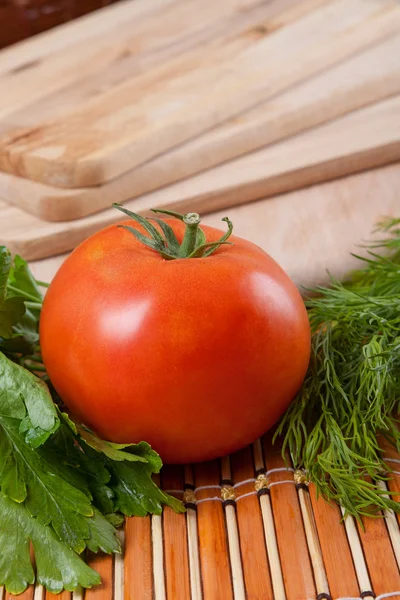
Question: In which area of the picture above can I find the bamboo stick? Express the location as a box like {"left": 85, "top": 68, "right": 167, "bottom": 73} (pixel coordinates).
{"left": 262, "top": 435, "right": 316, "bottom": 600}
{"left": 231, "top": 445, "right": 273, "bottom": 599}
{"left": 195, "top": 460, "right": 233, "bottom": 600}
{"left": 220, "top": 456, "right": 246, "bottom": 600}
{"left": 71, "top": 588, "right": 83, "bottom": 600}
{"left": 161, "top": 465, "right": 190, "bottom": 600}
{"left": 151, "top": 515, "right": 166, "bottom": 600}
{"left": 85, "top": 552, "right": 113, "bottom": 600}
{"left": 32, "top": 587, "right": 44, "bottom": 600}
{"left": 297, "top": 485, "right": 330, "bottom": 597}
{"left": 114, "top": 530, "right": 124, "bottom": 600}
{"left": 184, "top": 465, "right": 203, "bottom": 600}
{"left": 376, "top": 481, "right": 400, "bottom": 570}
{"left": 308, "top": 485, "right": 359, "bottom": 597}
{"left": 340, "top": 507, "right": 374, "bottom": 600}
{"left": 124, "top": 517, "right": 153, "bottom": 600}
{"left": 253, "top": 439, "right": 286, "bottom": 600}
{"left": 357, "top": 511, "right": 400, "bottom": 594}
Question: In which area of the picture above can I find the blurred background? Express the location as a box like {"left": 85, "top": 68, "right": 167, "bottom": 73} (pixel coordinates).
{"left": 0, "top": 0, "right": 120, "bottom": 49}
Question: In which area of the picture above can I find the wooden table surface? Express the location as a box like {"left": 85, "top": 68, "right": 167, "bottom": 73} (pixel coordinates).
{"left": 30, "top": 163, "right": 400, "bottom": 291}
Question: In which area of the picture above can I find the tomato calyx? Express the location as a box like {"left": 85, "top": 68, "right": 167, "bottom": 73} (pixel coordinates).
{"left": 113, "top": 203, "right": 234, "bottom": 260}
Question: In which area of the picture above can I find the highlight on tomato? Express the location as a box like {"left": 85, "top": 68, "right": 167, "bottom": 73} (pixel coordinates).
{"left": 40, "top": 206, "right": 310, "bottom": 464}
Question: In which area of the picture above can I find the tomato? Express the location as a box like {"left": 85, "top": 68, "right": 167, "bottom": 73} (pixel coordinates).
{"left": 40, "top": 210, "right": 310, "bottom": 464}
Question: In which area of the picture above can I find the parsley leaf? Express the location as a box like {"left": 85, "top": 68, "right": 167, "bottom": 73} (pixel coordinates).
{"left": 0, "top": 352, "right": 58, "bottom": 447}
{"left": 0, "top": 247, "right": 26, "bottom": 340}
{"left": 8, "top": 254, "right": 42, "bottom": 303}
{"left": 109, "top": 457, "right": 185, "bottom": 517}
{"left": 0, "top": 352, "right": 119, "bottom": 554}
{"left": 0, "top": 248, "right": 41, "bottom": 356}
{"left": 0, "top": 249, "right": 184, "bottom": 594}
{"left": 57, "top": 414, "right": 182, "bottom": 516}
{"left": 0, "top": 492, "right": 101, "bottom": 595}
{"left": 74, "top": 422, "right": 149, "bottom": 463}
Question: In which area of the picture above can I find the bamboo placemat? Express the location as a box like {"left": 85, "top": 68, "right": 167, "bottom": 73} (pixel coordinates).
{"left": 9, "top": 166, "right": 400, "bottom": 599}
{"left": 3, "top": 433, "right": 399, "bottom": 600}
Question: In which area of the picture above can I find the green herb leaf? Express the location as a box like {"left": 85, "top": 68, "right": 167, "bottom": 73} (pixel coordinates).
{"left": 0, "top": 492, "right": 101, "bottom": 595}
{"left": 0, "top": 354, "right": 121, "bottom": 553}
{"left": 0, "top": 352, "right": 58, "bottom": 446}
{"left": 276, "top": 217, "right": 400, "bottom": 518}
{"left": 0, "top": 248, "right": 185, "bottom": 595}
{"left": 86, "top": 508, "right": 121, "bottom": 554}
{"left": 105, "top": 513, "right": 125, "bottom": 527}
{"left": 0, "top": 416, "right": 92, "bottom": 547}
{"left": 0, "top": 250, "right": 42, "bottom": 355}
{"left": 49, "top": 414, "right": 184, "bottom": 519}
{"left": 8, "top": 254, "right": 42, "bottom": 303}
{"left": 0, "top": 247, "right": 11, "bottom": 302}
{"left": 48, "top": 419, "right": 116, "bottom": 514}
{"left": 75, "top": 422, "right": 149, "bottom": 463}
{"left": 0, "top": 296, "right": 25, "bottom": 339}
{"left": 109, "top": 458, "right": 184, "bottom": 517}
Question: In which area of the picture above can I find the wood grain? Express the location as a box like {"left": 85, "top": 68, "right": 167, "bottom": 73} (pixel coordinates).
{"left": 383, "top": 437, "right": 400, "bottom": 529}
{"left": 5, "top": 588, "right": 34, "bottom": 600}
{"left": 262, "top": 436, "right": 316, "bottom": 600}
{"left": 357, "top": 516, "right": 400, "bottom": 595}
{"left": 161, "top": 466, "right": 190, "bottom": 600}
{"left": 1, "top": 0, "right": 399, "bottom": 187}
{"left": 0, "top": 0, "right": 321, "bottom": 179}
{"left": 308, "top": 486, "right": 360, "bottom": 597}
{"left": 27, "top": 164, "right": 400, "bottom": 290}
{"left": 2, "top": 33, "right": 400, "bottom": 221}
{"left": 45, "top": 592, "right": 70, "bottom": 600}
{"left": 0, "top": 0, "right": 311, "bottom": 128}
{"left": 0, "top": 0, "right": 264, "bottom": 119}
{"left": 0, "top": 0, "right": 174, "bottom": 78}
{"left": 230, "top": 446, "right": 273, "bottom": 600}
{"left": 84, "top": 554, "right": 113, "bottom": 600}
{"left": 3, "top": 101, "right": 400, "bottom": 264}
{"left": 123, "top": 517, "right": 153, "bottom": 600}
{"left": 195, "top": 461, "right": 233, "bottom": 600}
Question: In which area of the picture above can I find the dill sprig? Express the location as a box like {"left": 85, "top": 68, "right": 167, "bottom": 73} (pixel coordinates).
{"left": 275, "top": 217, "right": 400, "bottom": 518}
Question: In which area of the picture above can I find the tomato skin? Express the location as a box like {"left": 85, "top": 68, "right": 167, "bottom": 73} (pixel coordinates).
{"left": 40, "top": 218, "right": 310, "bottom": 464}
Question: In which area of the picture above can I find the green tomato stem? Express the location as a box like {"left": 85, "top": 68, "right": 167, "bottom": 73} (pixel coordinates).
{"left": 113, "top": 205, "right": 234, "bottom": 259}
{"left": 179, "top": 213, "right": 201, "bottom": 257}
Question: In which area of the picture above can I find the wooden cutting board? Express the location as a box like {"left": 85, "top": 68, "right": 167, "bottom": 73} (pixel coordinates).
{"left": 0, "top": 0, "right": 399, "bottom": 188}
{"left": 0, "top": 0, "right": 278, "bottom": 116}
{"left": 29, "top": 163, "right": 400, "bottom": 294}
{"left": 2, "top": 96, "right": 400, "bottom": 261}
{"left": 1, "top": 33, "right": 399, "bottom": 221}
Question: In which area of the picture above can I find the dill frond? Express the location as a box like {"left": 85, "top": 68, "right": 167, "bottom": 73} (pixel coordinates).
{"left": 275, "top": 218, "right": 400, "bottom": 518}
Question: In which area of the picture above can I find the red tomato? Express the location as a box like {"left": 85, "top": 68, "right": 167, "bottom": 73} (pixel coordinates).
{"left": 40, "top": 215, "right": 310, "bottom": 464}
